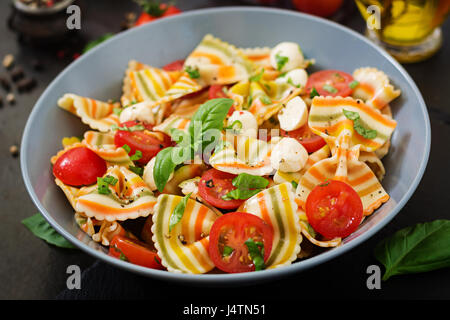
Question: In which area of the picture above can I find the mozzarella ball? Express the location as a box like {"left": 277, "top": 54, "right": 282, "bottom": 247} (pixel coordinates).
{"left": 270, "top": 137, "right": 308, "bottom": 172}
{"left": 285, "top": 68, "right": 308, "bottom": 88}
{"left": 143, "top": 157, "right": 173, "bottom": 191}
{"left": 119, "top": 101, "right": 154, "bottom": 124}
{"left": 270, "top": 42, "right": 304, "bottom": 73}
{"left": 227, "top": 110, "right": 258, "bottom": 139}
{"left": 278, "top": 96, "right": 308, "bottom": 131}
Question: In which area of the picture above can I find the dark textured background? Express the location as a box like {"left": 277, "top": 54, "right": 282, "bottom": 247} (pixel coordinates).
{"left": 1, "top": 0, "right": 449, "bottom": 300}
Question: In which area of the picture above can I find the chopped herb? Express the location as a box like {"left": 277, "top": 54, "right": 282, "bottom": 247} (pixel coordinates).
{"left": 287, "top": 77, "right": 300, "bottom": 88}
{"left": 343, "top": 109, "right": 377, "bottom": 139}
{"left": 249, "top": 70, "right": 264, "bottom": 82}
{"left": 129, "top": 165, "right": 144, "bottom": 176}
{"left": 111, "top": 124, "right": 145, "bottom": 132}
{"left": 97, "top": 175, "right": 118, "bottom": 195}
{"left": 322, "top": 84, "right": 338, "bottom": 94}
{"left": 224, "top": 120, "right": 243, "bottom": 134}
{"left": 349, "top": 80, "right": 360, "bottom": 89}
{"left": 185, "top": 65, "right": 200, "bottom": 79}
{"left": 103, "top": 175, "right": 118, "bottom": 186}
{"left": 130, "top": 150, "right": 143, "bottom": 161}
{"left": 291, "top": 181, "right": 298, "bottom": 189}
{"left": 222, "top": 246, "right": 234, "bottom": 257}
{"left": 275, "top": 52, "right": 289, "bottom": 71}
{"left": 244, "top": 238, "right": 265, "bottom": 271}
{"left": 260, "top": 95, "right": 272, "bottom": 105}
{"left": 122, "top": 144, "right": 131, "bottom": 153}
{"left": 310, "top": 87, "right": 319, "bottom": 99}
{"left": 169, "top": 193, "right": 192, "bottom": 232}
{"left": 319, "top": 180, "right": 330, "bottom": 187}
{"left": 205, "top": 179, "right": 214, "bottom": 188}
{"left": 113, "top": 107, "right": 123, "bottom": 116}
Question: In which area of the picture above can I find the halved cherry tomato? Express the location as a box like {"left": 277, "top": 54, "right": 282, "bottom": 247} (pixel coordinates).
{"left": 109, "top": 235, "right": 164, "bottom": 270}
{"left": 134, "top": 3, "right": 181, "bottom": 26}
{"left": 209, "top": 85, "right": 228, "bottom": 100}
{"left": 162, "top": 59, "right": 185, "bottom": 71}
{"left": 114, "top": 121, "right": 172, "bottom": 165}
{"left": 305, "top": 180, "right": 363, "bottom": 239}
{"left": 292, "top": 0, "right": 344, "bottom": 18}
{"left": 208, "top": 212, "right": 273, "bottom": 273}
{"left": 305, "top": 70, "right": 354, "bottom": 98}
{"left": 53, "top": 147, "right": 107, "bottom": 186}
{"left": 280, "top": 124, "right": 326, "bottom": 153}
{"left": 198, "top": 168, "right": 244, "bottom": 210}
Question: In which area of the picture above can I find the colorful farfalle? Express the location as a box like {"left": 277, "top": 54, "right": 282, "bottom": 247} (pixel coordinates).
{"left": 209, "top": 134, "right": 274, "bottom": 176}
{"left": 296, "top": 129, "right": 390, "bottom": 216}
{"left": 352, "top": 67, "right": 401, "bottom": 110}
{"left": 151, "top": 194, "right": 221, "bottom": 274}
{"left": 308, "top": 96, "right": 397, "bottom": 152}
{"left": 243, "top": 182, "right": 302, "bottom": 269}
{"left": 121, "top": 60, "right": 182, "bottom": 105}
{"left": 152, "top": 115, "right": 191, "bottom": 136}
{"left": 58, "top": 94, "right": 121, "bottom": 133}
{"left": 82, "top": 131, "right": 134, "bottom": 166}
{"left": 55, "top": 178, "right": 80, "bottom": 210}
{"left": 184, "top": 34, "right": 254, "bottom": 85}
{"left": 75, "top": 166, "right": 157, "bottom": 221}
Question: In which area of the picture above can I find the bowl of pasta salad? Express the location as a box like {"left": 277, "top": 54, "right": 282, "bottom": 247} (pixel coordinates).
{"left": 21, "top": 7, "right": 430, "bottom": 283}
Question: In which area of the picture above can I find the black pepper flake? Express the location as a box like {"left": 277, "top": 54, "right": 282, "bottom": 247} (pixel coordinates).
{"left": 205, "top": 179, "right": 214, "bottom": 188}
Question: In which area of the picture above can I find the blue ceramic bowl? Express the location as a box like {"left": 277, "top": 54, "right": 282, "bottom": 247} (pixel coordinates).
{"left": 21, "top": 7, "right": 430, "bottom": 285}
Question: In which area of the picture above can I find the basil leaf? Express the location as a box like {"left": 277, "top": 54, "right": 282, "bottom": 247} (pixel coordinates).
{"left": 322, "top": 84, "right": 338, "bottom": 94}
{"left": 342, "top": 109, "right": 360, "bottom": 121}
{"left": 153, "top": 147, "right": 177, "bottom": 192}
{"left": 113, "top": 107, "right": 123, "bottom": 116}
{"left": 82, "top": 33, "right": 114, "bottom": 53}
{"left": 22, "top": 214, "right": 77, "bottom": 249}
{"left": 222, "top": 188, "right": 262, "bottom": 201}
{"left": 188, "top": 98, "right": 234, "bottom": 152}
{"left": 287, "top": 77, "right": 300, "bottom": 88}
{"left": 249, "top": 70, "right": 264, "bottom": 82}
{"left": 349, "top": 80, "right": 359, "bottom": 89}
{"left": 232, "top": 173, "right": 269, "bottom": 190}
{"left": 275, "top": 53, "right": 289, "bottom": 71}
{"left": 374, "top": 220, "right": 450, "bottom": 281}
{"left": 343, "top": 109, "right": 377, "bottom": 139}
{"left": 169, "top": 193, "right": 192, "bottom": 232}
{"left": 291, "top": 181, "right": 298, "bottom": 189}
{"left": 244, "top": 238, "right": 265, "bottom": 271}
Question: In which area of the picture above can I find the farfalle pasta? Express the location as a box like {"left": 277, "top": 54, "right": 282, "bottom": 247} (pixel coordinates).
{"left": 51, "top": 35, "right": 401, "bottom": 274}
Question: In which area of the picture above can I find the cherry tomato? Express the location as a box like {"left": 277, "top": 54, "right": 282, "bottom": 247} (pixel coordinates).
{"left": 53, "top": 147, "right": 107, "bottom": 187}
{"left": 305, "top": 180, "right": 363, "bottom": 239}
{"left": 135, "top": 3, "right": 181, "bottom": 26}
{"left": 209, "top": 85, "right": 228, "bottom": 100}
{"left": 292, "top": 0, "right": 344, "bottom": 18}
{"left": 114, "top": 121, "right": 172, "bottom": 165}
{"left": 198, "top": 168, "right": 244, "bottom": 210}
{"left": 162, "top": 59, "right": 185, "bottom": 71}
{"left": 305, "top": 70, "right": 354, "bottom": 98}
{"left": 208, "top": 212, "right": 273, "bottom": 273}
{"left": 109, "top": 235, "right": 164, "bottom": 270}
{"left": 280, "top": 124, "right": 326, "bottom": 153}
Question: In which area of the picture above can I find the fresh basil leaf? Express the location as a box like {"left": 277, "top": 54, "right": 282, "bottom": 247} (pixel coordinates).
{"left": 374, "top": 220, "right": 450, "bottom": 281}
{"left": 343, "top": 109, "right": 360, "bottom": 121}
{"left": 22, "top": 214, "right": 77, "bottom": 249}
{"left": 343, "top": 109, "right": 377, "bottom": 139}
{"left": 232, "top": 173, "right": 269, "bottom": 190}
{"left": 244, "top": 238, "right": 265, "bottom": 271}
{"left": 153, "top": 147, "right": 177, "bottom": 192}
{"left": 169, "top": 193, "right": 192, "bottom": 232}
{"left": 222, "top": 188, "right": 262, "bottom": 201}
{"left": 249, "top": 70, "right": 264, "bottom": 82}
{"left": 275, "top": 53, "right": 289, "bottom": 71}
{"left": 310, "top": 87, "right": 319, "bottom": 99}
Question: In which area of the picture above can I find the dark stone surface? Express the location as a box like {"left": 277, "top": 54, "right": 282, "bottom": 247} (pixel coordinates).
{"left": 1, "top": 0, "right": 449, "bottom": 300}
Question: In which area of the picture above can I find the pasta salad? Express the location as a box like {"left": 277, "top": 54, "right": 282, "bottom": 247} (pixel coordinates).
{"left": 51, "top": 34, "right": 400, "bottom": 274}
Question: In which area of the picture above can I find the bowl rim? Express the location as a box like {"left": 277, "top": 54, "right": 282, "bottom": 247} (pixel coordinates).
{"left": 20, "top": 6, "right": 431, "bottom": 284}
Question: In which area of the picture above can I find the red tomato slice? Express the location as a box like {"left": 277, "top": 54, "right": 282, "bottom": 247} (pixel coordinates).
{"left": 305, "top": 180, "right": 363, "bottom": 239}
{"left": 198, "top": 168, "right": 244, "bottom": 210}
{"left": 280, "top": 124, "right": 326, "bottom": 153}
{"left": 208, "top": 212, "right": 273, "bottom": 273}
{"left": 162, "top": 59, "right": 185, "bottom": 71}
{"left": 109, "top": 236, "right": 164, "bottom": 270}
{"left": 306, "top": 70, "right": 354, "bottom": 97}
{"left": 209, "top": 85, "right": 228, "bottom": 100}
{"left": 53, "top": 147, "right": 107, "bottom": 186}
{"left": 135, "top": 4, "right": 181, "bottom": 26}
{"left": 114, "top": 121, "right": 172, "bottom": 165}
